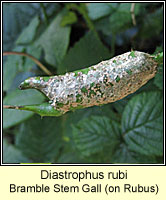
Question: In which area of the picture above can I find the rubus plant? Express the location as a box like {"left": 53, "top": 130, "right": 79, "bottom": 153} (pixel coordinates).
{"left": 3, "top": 2, "right": 163, "bottom": 164}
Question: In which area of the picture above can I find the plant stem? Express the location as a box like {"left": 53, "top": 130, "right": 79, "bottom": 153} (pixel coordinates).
{"left": 3, "top": 51, "right": 53, "bottom": 76}
{"left": 130, "top": 3, "right": 136, "bottom": 26}
{"left": 3, "top": 103, "right": 63, "bottom": 117}
{"left": 3, "top": 105, "right": 20, "bottom": 109}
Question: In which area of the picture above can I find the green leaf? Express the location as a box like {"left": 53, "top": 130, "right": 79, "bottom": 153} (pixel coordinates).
{"left": 139, "top": 7, "right": 163, "bottom": 39}
{"left": 57, "top": 151, "right": 85, "bottom": 163}
{"left": 3, "top": 45, "right": 42, "bottom": 92}
{"left": 109, "top": 12, "right": 131, "bottom": 34}
{"left": 87, "top": 3, "right": 118, "bottom": 20}
{"left": 36, "top": 10, "right": 71, "bottom": 66}
{"left": 65, "top": 104, "right": 119, "bottom": 134}
{"left": 3, "top": 89, "right": 45, "bottom": 129}
{"left": 16, "top": 16, "right": 40, "bottom": 44}
{"left": 15, "top": 115, "right": 63, "bottom": 163}
{"left": 57, "top": 142, "right": 116, "bottom": 163}
{"left": 154, "top": 64, "right": 163, "bottom": 90}
{"left": 122, "top": 91, "right": 163, "bottom": 156}
{"left": 56, "top": 104, "right": 119, "bottom": 162}
{"left": 95, "top": 3, "right": 139, "bottom": 36}
{"left": 118, "top": 3, "right": 140, "bottom": 14}
{"left": 3, "top": 46, "right": 24, "bottom": 92}
{"left": 60, "top": 11, "right": 77, "bottom": 26}
{"left": 3, "top": 139, "right": 32, "bottom": 163}
{"left": 72, "top": 116, "right": 120, "bottom": 157}
{"left": 109, "top": 3, "right": 140, "bottom": 34}
{"left": 60, "top": 104, "right": 119, "bottom": 148}
{"left": 111, "top": 143, "right": 157, "bottom": 164}
{"left": 3, "top": 3, "right": 38, "bottom": 51}
{"left": 21, "top": 45, "right": 42, "bottom": 71}
{"left": 154, "top": 52, "right": 163, "bottom": 65}
{"left": 3, "top": 3, "right": 61, "bottom": 51}
{"left": 113, "top": 98, "right": 129, "bottom": 114}
{"left": 153, "top": 49, "right": 163, "bottom": 90}
{"left": 3, "top": 12, "right": 42, "bottom": 92}
{"left": 94, "top": 17, "right": 113, "bottom": 36}
{"left": 58, "top": 31, "right": 110, "bottom": 74}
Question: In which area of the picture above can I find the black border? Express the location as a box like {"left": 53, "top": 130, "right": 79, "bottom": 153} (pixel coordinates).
{"left": 1, "top": 0, "right": 165, "bottom": 166}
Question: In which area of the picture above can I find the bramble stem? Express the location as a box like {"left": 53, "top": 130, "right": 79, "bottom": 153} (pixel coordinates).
{"left": 3, "top": 105, "right": 22, "bottom": 109}
{"left": 3, "top": 103, "right": 63, "bottom": 117}
{"left": 3, "top": 51, "right": 53, "bottom": 76}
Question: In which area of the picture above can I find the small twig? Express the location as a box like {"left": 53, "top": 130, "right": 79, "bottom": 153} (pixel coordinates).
{"left": 3, "top": 105, "right": 21, "bottom": 109}
{"left": 3, "top": 51, "right": 53, "bottom": 76}
{"left": 130, "top": 3, "right": 136, "bottom": 26}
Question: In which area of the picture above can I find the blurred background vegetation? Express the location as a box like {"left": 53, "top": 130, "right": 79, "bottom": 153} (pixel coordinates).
{"left": 3, "top": 2, "right": 163, "bottom": 164}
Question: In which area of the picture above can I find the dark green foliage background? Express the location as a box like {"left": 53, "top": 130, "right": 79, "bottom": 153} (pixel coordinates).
{"left": 3, "top": 3, "right": 163, "bottom": 164}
